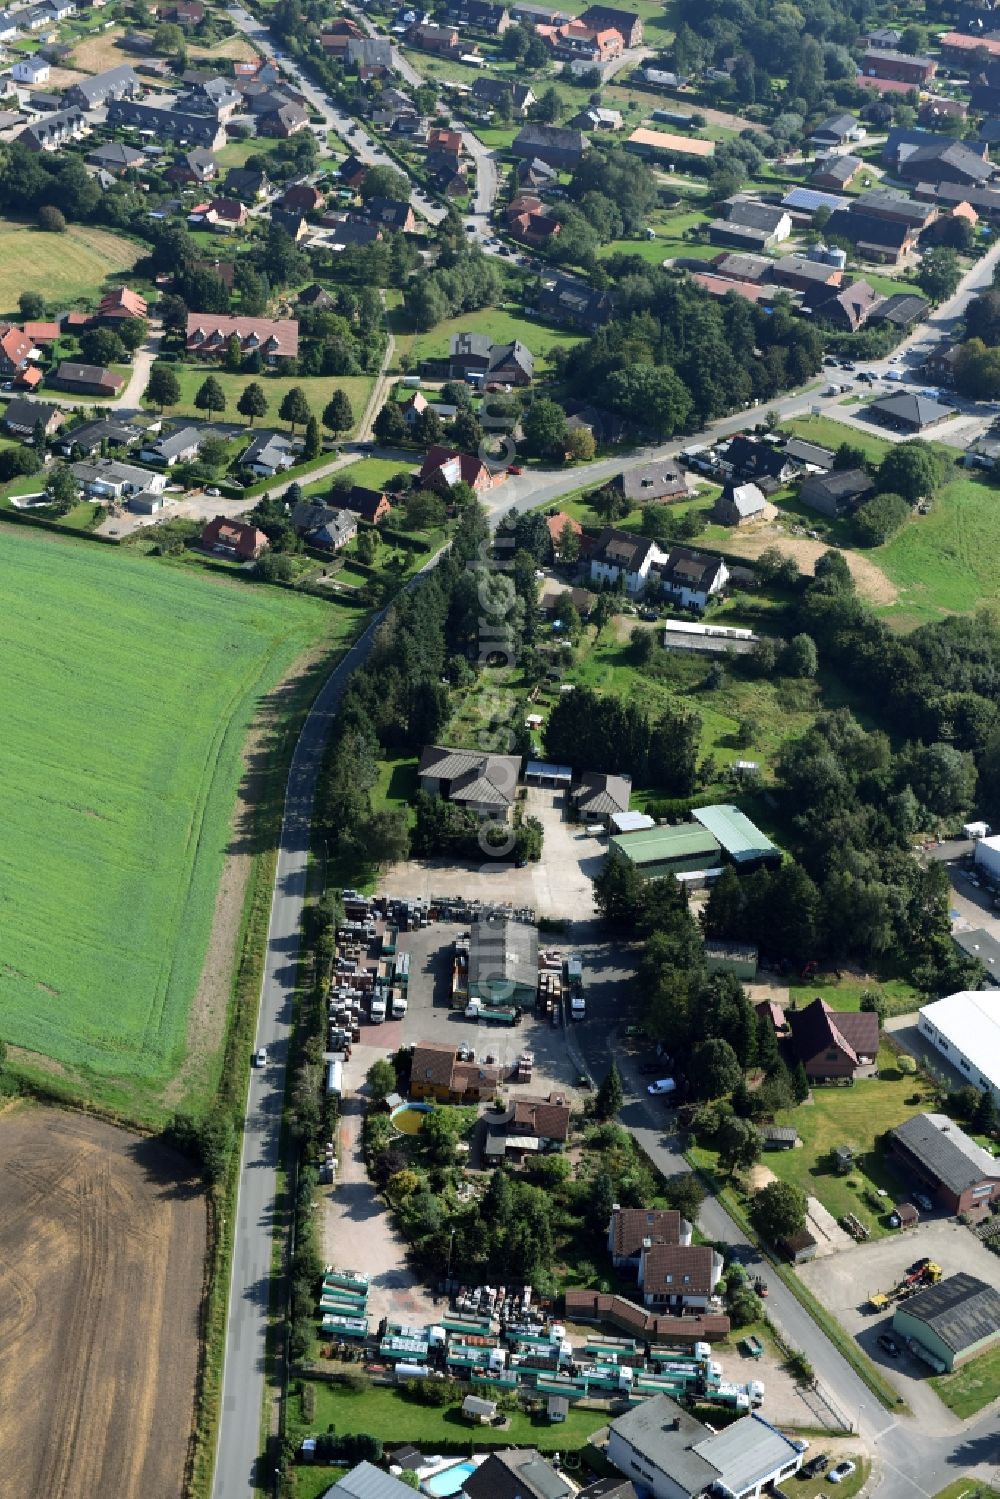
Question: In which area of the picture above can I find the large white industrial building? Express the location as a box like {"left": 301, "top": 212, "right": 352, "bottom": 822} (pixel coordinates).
{"left": 974, "top": 833, "right": 1000, "bottom": 881}
{"left": 918, "top": 990, "right": 1000, "bottom": 1105}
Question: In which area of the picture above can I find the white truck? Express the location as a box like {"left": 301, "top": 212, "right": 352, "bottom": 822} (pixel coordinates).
{"left": 391, "top": 991, "right": 408, "bottom": 1019}
{"left": 370, "top": 993, "right": 387, "bottom": 1024}
{"left": 566, "top": 954, "right": 585, "bottom": 1020}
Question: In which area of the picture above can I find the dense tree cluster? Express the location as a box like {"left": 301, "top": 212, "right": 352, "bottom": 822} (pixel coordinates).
{"left": 553, "top": 275, "right": 822, "bottom": 436}
{"left": 545, "top": 684, "right": 701, "bottom": 794}
{"left": 405, "top": 250, "right": 504, "bottom": 332}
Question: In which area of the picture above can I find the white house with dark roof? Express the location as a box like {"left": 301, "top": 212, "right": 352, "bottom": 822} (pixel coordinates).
{"left": 608, "top": 1396, "right": 803, "bottom": 1499}
{"left": 588, "top": 527, "right": 668, "bottom": 594}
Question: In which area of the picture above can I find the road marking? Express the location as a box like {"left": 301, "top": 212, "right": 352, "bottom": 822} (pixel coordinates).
{"left": 876, "top": 1455, "right": 934, "bottom": 1498}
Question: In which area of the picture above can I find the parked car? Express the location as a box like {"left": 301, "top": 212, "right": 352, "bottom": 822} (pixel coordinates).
{"left": 255, "top": 1047, "right": 268, "bottom": 1067}
{"left": 804, "top": 1456, "right": 830, "bottom": 1478}
{"left": 913, "top": 1191, "right": 933, "bottom": 1212}
{"left": 878, "top": 1334, "right": 900, "bottom": 1358}
{"left": 828, "top": 1462, "right": 857, "bottom": 1484}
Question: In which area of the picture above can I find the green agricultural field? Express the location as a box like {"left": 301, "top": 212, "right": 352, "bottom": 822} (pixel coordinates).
{"left": 147, "top": 366, "right": 374, "bottom": 434}
{"left": 396, "top": 307, "right": 585, "bottom": 373}
{"left": 0, "top": 529, "right": 338, "bottom": 1113}
{"left": 875, "top": 469, "right": 1000, "bottom": 628}
{"left": 0, "top": 221, "right": 143, "bottom": 317}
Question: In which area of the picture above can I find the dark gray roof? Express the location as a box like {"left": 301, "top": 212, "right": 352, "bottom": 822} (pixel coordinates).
{"left": 893, "top": 1113, "right": 1000, "bottom": 1194}
{"left": 897, "top": 1273, "right": 1000, "bottom": 1354}
{"left": 469, "top": 917, "right": 538, "bottom": 995}
{"left": 464, "top": 1449, "right": 573, "bottom": 1499}
{"left": 783, "top": 437, "right": 834, "bottom": 467}
{"left": 325, "top": 1461, "right": 422, "bottom": 1499}
{"left": 574, "top": 770, "right": 631, "bottom": 817}
{"left": 726, "top": 199, "right": 789, "bottom": 232}
{"left": 871, "top": 391, "right": 952, "bottom": 426}
{"left": 609, "top": 1397, "right": 718, "bottom": 1494}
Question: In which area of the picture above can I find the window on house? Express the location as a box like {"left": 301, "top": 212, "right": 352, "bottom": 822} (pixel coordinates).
{"left": 960, "top": 1058, "right": 970, "bottom": 1070}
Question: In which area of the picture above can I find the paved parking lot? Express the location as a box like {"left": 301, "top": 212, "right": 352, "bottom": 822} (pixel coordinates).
{"left": 381, "top": 788, "right": 606, "bottom": 919}
{"left": 798, "top": 1221, "right": 1000, "bottom": 1433}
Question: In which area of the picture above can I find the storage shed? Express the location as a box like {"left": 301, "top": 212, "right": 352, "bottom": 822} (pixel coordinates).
{"left": 609, "top": 824, "right": 722, "bottom": 878}
{"left": 691, "top": 804, "right": 780, "bottom": 869}
{"left": 893, "top": 1272, "right": 1000, "bottom": 1370}
{"left": 524, "top": 759, "right": 572, "bottom": 787}
{"left": 763, "top": 1125, "right": 798, "bottom": 1150}
{"left": 704, "top": 941, "right": 758, "bottom": 980}
{"left": 469, "top": 918, "right": 539, "bottom": 1007}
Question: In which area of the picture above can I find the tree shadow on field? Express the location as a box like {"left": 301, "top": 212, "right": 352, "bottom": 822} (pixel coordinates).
{"left": 227, "top": 651, "right": 339, "bottom": 862}
{"left": 128, "top": 1135, "right": 205, "bottom": 1203}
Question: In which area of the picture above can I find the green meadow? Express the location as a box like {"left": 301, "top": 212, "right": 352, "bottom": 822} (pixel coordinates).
{"left": 0, "top": 530, "right": 334, "bottom": 1111}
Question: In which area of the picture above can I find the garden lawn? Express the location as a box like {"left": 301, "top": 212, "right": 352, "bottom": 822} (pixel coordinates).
{"left": 0, "top": 529, "right": 337, "bottom": 1113}
{"left": 874, "top": 471, "right": 1000, "bottom": 628}
{"left": 148, "top": 366, "right": 374, "bottom": 434}
{"left": 930, "top": 1344, "right": 1000, "bottom": 1419}
{"left": 785, "top": 974, "right": 921, "bottom": 1017}
{"left": 0, "top": 221, "right": 142, "bottom": 317}
{"left": 766, "top": 1050, "right": 923, "bottom": 1239}
{"left": 397, "top": 307, "right": 585, "bottom": 372}
{"left": 301, "top": 1381, "right": 608, "bottom": 1451}
{"left": 782, "top": 414, "right": 891, "bottom": 465}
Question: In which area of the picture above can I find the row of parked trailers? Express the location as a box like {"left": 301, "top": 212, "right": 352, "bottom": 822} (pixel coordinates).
{"left": 319, "top": 1268, "right": 370, "bottom": 1340}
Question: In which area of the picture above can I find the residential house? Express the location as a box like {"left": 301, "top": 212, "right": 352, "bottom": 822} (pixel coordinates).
{"left": 790, "top": 996, "right": 879, "bottom": 1081}
{"left": 536, "top": 273, "right": 613, "bottom": 330}
{"left": 799, "top": 467, "right": 874, "bottom": 517}
{"left": 69, "top": 459, "right": 166, "bottom": 499}
{"left": 96, "top": 286, "right": 148, "bottom": 323}
{"left": 409, "top": 1040, "right": 500, "bottom": 1102}
{"left": 406, "top": 20, "right": 460, "bottom": 52}
{"left": 578, "top": 3, "right": 642, "bottom": 44}
{"left": 870, "top": 292, "right": 929, "bottom": 328}
{"left": 651, "top": 547, "right": 729, "bottom": 610}
{"left": 588, "top": 527, "right": 668, "bottom": 594}
{"left": 608, "top": 1207, "right": 692, "bottom": 1269}
{"left": 320, "top": 16, "right": 362, "bottom": 53}
{"left": 512, "top": 122, "right": 587, "bottom": 170}
{"left": 811, "top": 153, "right": 864, "bottom": 191}
{"left": 345, "top": 36, "right": 393, "bottom": 67}
{"left": 338, "top": 154, "right": 368, "bottom": 189}
{"left": 870, "top": 391, "right": 953, "bottom": 431}
{"left": 572, "top": 104, "right": 623, "bottom": 130}
{"left": 258, "top": 99, "right": 309, "bottom": 137}
{"left": 724, "top": 199, "right": 793, "bottom": 242}
{"left": 464, "top": 1450, "right": 573, "bottom": 1499}
{"left": 506, "top": 192, "right": 561, "bottom": 246}
{"left": 240, "top": 429, "right": 300, "bottom": 478}
{"left": 57, "top": 417, "right": 143, "bottom": 456}
{"left": 167, "top": 146, "right": 218, "bottom": 184}
{"left": 783, "top": 437, "right": 834, "bottom": 470}
{"left": 3, "top": 398, "right": 62, "bottom": 439}
{"left": 891, "top": 1113, "right": 1000, "bottom": 1218}
{"left": 340, "top": 485, "right": 392, "bottom": 524}
{"left": 280, "top": 181, "right": 324, "bottom": 215}
{"left": 18, "top": 106, "right": 88, "bottom": 152}
{"left": 324, "top": 1463, "right": 424, "bottom": 1499}
{"left": 448, "top": 332, "right": 534, "bottom": 385}
{"left": 418, "top": 744, "right": 521, "bottom": 819}
{"left": 323, "top": 217, "right": 384, "bottom": 250}
{"left": 447, "top": 0, "right": 511, "bottom": 33}
{"left": 200, "top": 514, "right": 269, "bottom": 560}
{"left": 200, "top": 197, "right": 247, "bottom": 231}
{"left": 607, "top": 458, "right": 688, "bottom": 505}
{"left": 572, "top": 770, "right": 632, "bottom": 826}
{"left": 485, "top": 1092, "right": 572, "bottom": 1162}
{"left": 472, "top": 75, "right": 535, "bottom": 116}
{"left": 107, "top": 92, "right": 227, "bottom": 149}
{"left": 185, "top": 314, "right": 299, "bottom": 363}
{"left": 270, "top": 207, "right": 309, "bottom": 241}
{"left": 824, "top": 209, "right": 916, "bottom": 266}
{"left": 290, "top": 499, "right": 358, "bottom": 549}
{"left": 810, "top": 112, "right": 865, "bottom": 148}
{"left": 223, "top": 166, "right": 269, "bottom": 201}
{"left": 713, "top": 481, "right": 767, "bottom": 525}
{"left": 722, "top": 435, "right": 798, "bottom": 486}
{"left": 65, "top": 64, "right": 140, "bottom": 108}
{"left": 366, "top": 196, "right": 416, "bottom": 231}
{"left": 608, "top": 1397, "right": 803, "bottom": 1499}
{"left": 918, "top": 989, "right": 1000, "bottom": 1105}
{"left": 12, "top": 57, "right": 49, "bottom": 83}
{"left": 51, "top": 362, "right": 124, "bottom": 397}
{"left": 140, "top": 426, "right": 202, "bottom": 466}
{"left": 860, "top": 48, "right": 936, "bottom": 85}
{"left": 549, "top": 20, "right": 624, "bottom": 63}
{"left": 855, "top": 187, "right": 939, "bottom": 230}
{"left": 0, "top": 326, "right": 33, "bottom": 380}
{"left": 803, "top": 277, "right": 882, "bottom": 330}
{"left": 87, "top": 142, "right": 145, "bottom": 174}
{"left": 419, "top": 444, "right": 504, "bottom": 493}
{"left": 637, "top": 1244, "right": 724, "bottom": 1311}
{"left": 920, "top": 96, "right": 969, "bottom": 128}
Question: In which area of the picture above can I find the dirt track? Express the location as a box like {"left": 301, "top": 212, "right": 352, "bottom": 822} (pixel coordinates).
{"left": 0, "top": 1104, "right": 206, "bottom": 1499}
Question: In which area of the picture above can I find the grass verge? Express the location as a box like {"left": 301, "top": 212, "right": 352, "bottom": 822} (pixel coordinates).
{"left": 930, "top": 1343, "right": 1000, "bottom": 1419}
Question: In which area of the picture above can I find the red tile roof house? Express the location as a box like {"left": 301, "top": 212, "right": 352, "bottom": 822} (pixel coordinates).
{"left": 419, "top": 445, "right": 506, "bottom": 493}
{"left": 790, "top": 996, "right": 879, "bottom": 1081}
{"left": 636, "top": 1243, "right": 725, "bottom": 1311}
{"left": 428, "top": 126, "right": 464, "bottom": 155}
{"left": 96, "top": 286, "right": 149, "bottom": 323}
{"left": 341, "top": 485, "right": 392, "bottom": 524}
{"left": 280, "top": 181, "right": 325, "bottom": 214}
{"left": 608, "top": 1207, "right": 693, "bottom": 1269}
{"left": 563, "top": 1289, "right": 730, "bottom": 1346}
{"left": 546, "top": 510, "right": 582, "bottom": 553}
{"left": 206, "top": 197, "right": 248, "bottom": 231}
{"left": 185, "top": 314, "right": 299, "bottom": 364}
{"left": 0, "top": 326, "right": 34, "bottom": 379}
{"left": 200, "top": 514, "right": 269, "bottom": 560}
{"left": 22, "top": 320, "right": 61, "bottom": 344}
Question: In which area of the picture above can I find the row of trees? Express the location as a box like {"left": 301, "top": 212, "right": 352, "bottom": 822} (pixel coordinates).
{"left": 143, "top": 365, "right": 353, "bottom": 441}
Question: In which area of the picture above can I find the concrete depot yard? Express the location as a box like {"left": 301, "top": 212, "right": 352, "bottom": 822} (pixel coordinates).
{"left": 380, "top": 787, "right": 606, "bottom": 917}
{"left": 797, "top": 1222, "right": 1000, "bottom": 1434}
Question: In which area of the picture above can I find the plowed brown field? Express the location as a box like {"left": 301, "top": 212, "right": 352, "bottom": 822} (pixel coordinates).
{"left": 0, "top": 1105, "right": 206, "bottom": 1499}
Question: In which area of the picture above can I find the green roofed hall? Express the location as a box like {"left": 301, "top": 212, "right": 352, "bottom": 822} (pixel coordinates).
{"left": 610, "top": 824, "right": 722, "bottom": 878}
{"left": 691, "top": 804, "right": 780, "bottom": 869}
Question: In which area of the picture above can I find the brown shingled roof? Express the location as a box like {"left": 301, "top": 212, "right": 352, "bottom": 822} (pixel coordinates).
{"left": 611, "top": 1207, "right": 683, "bottom": 1259}
{"left": 640, "top": 1243, "right": 717, "bottom": 1296}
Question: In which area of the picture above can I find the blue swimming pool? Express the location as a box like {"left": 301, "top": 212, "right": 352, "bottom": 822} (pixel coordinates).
{"left": 423, "top": 1460, "right": 477, "bottom": 1496}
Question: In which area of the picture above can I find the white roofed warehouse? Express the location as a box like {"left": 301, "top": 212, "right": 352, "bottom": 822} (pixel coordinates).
{"left": 918, "top": 990, "right": 1000, "bottom": 1107}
